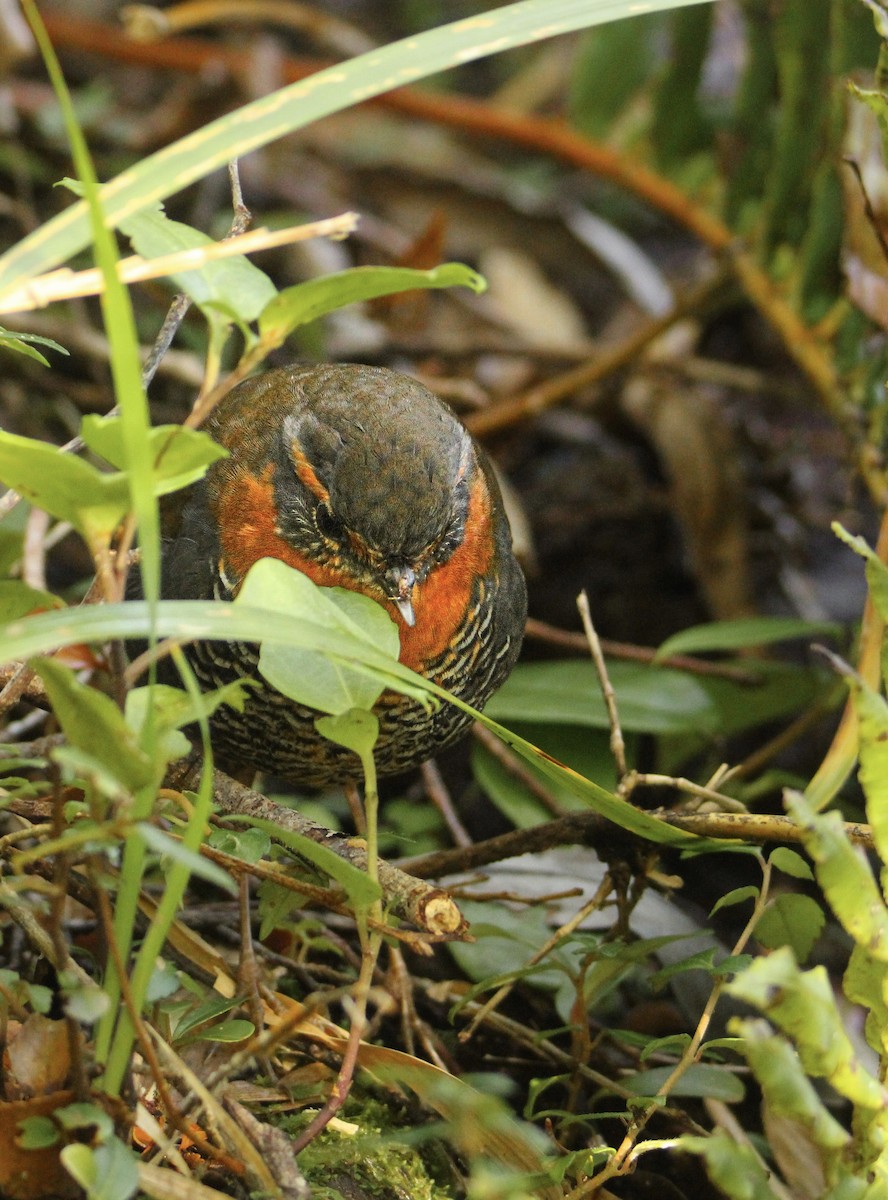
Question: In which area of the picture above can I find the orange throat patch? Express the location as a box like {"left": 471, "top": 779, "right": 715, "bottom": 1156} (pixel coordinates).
{"left": 214, "top": 463, "right": 495, "bottom": 676}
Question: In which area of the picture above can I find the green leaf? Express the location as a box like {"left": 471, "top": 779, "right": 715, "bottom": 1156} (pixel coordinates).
{"left": 624, "top": 1062, "right": 744, "bottom": 1102}
{"left": 258, "top": 263, "right": 485, "bottom": 344}
{"left": 785, "top": 791, "right": 888, "bottom": 964}
{"left": 56, "top": 1103, "right": 114, "bottom": 1137}
{"left": 172, "top": 993, "right": 240, "bottom": 1040}
{"left": 851, "top": 676, "right": 888, "bottom": 873}
{"left": 124, "top": 687, "right": 191, "bottom": 765}
{"left": 844, "top": 944, "right": 888, "bottom": 1057}
{"left": 656, "top": 616, "right": 841, "bottom": 660}
{"left": 119, "top": 206, "right": 276, "bottom": 323}
{"left": 832, "top": 522, "right": 888, "bottom": 627}
{"left": 472, "top": 723, "right": 617, "bottom": 828}
{"left": 3, "top": 593, "right": 701, "bottom": 848}
{"left": 191, "top": 1018, "right": 254, "bottom": 1043}
{"left": 315, "top": 709, "right": 380, "bottom": 759}
{"left": 237, "top": 558, "right": 410, "bottom": 714}
{"left": 125, "top": 681, "right": 251, "bottom": 741}
{"left": 0, "top": 580, "right": 63, "bottom": 622}
{"left": 81, "top": 415, "right": 228, "bottom": 495}
{"left": 769, "top": 847, "right": 814, "bottom": 880}
{"left": 0, "top": 326, "right": 67, "bottom": 366}
{"left": 681, "top": 1129, "right": 787, "bottom": 1200}
{"left": 710, "top": 885, "right": 759, "bottom": 916}
{"left": 755, "top": 893, "right": 825, "bottom": 964}
{"left": 62, "top": 980, "right": 110, "bottom": 1024}
{"left": 135, "top": 823, "right": 236, "bottom": 894}
{"left": 727, "top": 946, "right": 888, "bottom": 1109}
{"left": 61, "top": 1136, "right": 139, "bottom": 1200}
{"left": 33, "top": 658, "right": 155, "bottom": 790}
{"left": 733, "top": 1017, "right": 850, "bottom": 1155}
{"left": 50, "top": 746, "right": 133, "bottom": 801}
{"left": 16, "top": 1116, "right": 60, "bottom": 1149}
{"left": 207, "top": 825, "right": 271, "bottom": 863}
{"left": 0, "top": 430, "right": 130, "bottom": 548}
{"left": 484, "top": 659, "right": 720, "bottom": 734}
{"left": 0, "top": 597, "right": 425, "bottom": 699}
{"left": 450, "top": 903, "right": 580, "bottom": 997}
{"left": 145, "top": 960, "right": 180, "bottom": 1004}
{"left": 650, "top": 949, "right": 751, "bottom": 989}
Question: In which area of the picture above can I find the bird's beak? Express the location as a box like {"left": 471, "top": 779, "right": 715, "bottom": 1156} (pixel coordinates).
{"left": 387, "top": 565, "right": 417, "bottom": 628}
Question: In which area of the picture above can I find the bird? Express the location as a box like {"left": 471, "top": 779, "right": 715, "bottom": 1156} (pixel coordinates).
{"left": 158, "top": 363, "right": 527, "bottom": 788}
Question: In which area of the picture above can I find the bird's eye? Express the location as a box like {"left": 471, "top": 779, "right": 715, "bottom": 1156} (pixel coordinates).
{"left": 315, "top": 502, "right": 343, "bottom": 542}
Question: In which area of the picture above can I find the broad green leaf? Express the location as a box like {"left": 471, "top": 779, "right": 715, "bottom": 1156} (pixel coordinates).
{"left": 125, "top": 680, "right": 250, "bottom": 754}
{"left": 755, "top": 893, "right": 825, "bottom": 964}
{"left": 56, "top": 1103, "right": 114, "bottom": 1137}
{"left": 638, "top": 1033, "right": 692, "bottom": 1061}
{"left": 315, "top": 709, "right": 380, "bottom": 759}
{"left": 0, "top": 0, "right": 714, "bottom": 303}
{"left": 0, "top": 326, "right": 67, "bottom": 366}
{"left": 61, "top": 1136, "right": 139, "bottom": 1200}
{"left": 485, "top": 659, "right": 719, "bottom": 734}
{"left": 191, "top": 1018, "right": 254, "bottom": 1043}
{"left": 63, "top": 981, "right": 110, "bottom": 1024}
{"left": 119, "top": 207, "right": 276, "bottom": 323}
{"left": 171, "top": 993, "right": 240, "bottom": 1040}
{"left": 238, "top": 558, "right": 409, "bottom": 714}
{"left": 851, "top": 676, "right": 888, "bottom": 872}
{"left": 731, "top": 1017, "right": 850, "bottom": 1154}
{"left": 124, "top": 688, "right": 190, "bottom": 765}
{"left": 727, "top": 947, "right": 888, "bottom": 1109}
{"left": 844, "top": 943, "right": 888, "bottom": 1057}
{"left": 33, "top": 658, "right": 155, "bottom": 790}
{"left": 258, "top": 264, "right": 485, "bottom": 344}
{"left": 785, "top": 791, "right": 888, "bottom": 963}
{"left": 145, "top": 960, "right": 180, "bottom": 1004}
{"left": 0, "top": 580, "right": 63, "bottom": 622}
{"left": 81, "top": 415, "right": 228, "bottom": 495}
{"left": 681, "top": 1131, "right": 784, "bottom": 1200}
{"left": 207, "top": 825, "right": 271, "bottom": 864}
{"left": 471, "top": 708, "right": 702, "bottom": 844}
{"left": 449, "top": 901, "right": 579, "bottom": 993}
{"left": 50, "top": 746, "right": 134, "bottom": 801}
{"left": 650, "top": 949, "right": 751, "bottom": 988}
{"left": 769, "top": 847, "right": 814, "bottom": 880}
{"left": 656, "top": 616, "right": 841, "bottom": 659}
{"left": 16, "top": 1116, "right": 59, "bottom": 1149}
{"left": 623, "top": 1062, "right": 744, "bottom": 1102}
{"left": 0, "top": 430, "right": 130, "bottom": 548}
{"left": 710, "top": 886, "right": 759, "bottom": 916}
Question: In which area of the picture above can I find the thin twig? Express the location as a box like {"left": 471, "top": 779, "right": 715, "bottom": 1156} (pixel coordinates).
{"left": 471, "top": 722, "right": 566, "bottom": 816}
{"left": 420, "top": 759, "right": 472, "bottom": 847}
{"left": 577, "top": 590, "right": 627, "bottom": 782}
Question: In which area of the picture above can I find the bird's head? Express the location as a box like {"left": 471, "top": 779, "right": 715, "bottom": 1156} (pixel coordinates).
{"left": 204, "top": 365, "right": 490, "bottom": 642}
